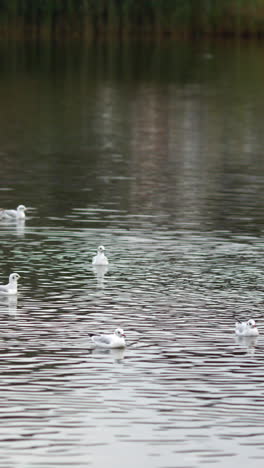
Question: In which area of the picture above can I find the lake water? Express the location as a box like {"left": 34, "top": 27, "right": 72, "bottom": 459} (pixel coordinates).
{"left": 0, "top": 40, "right": 264, "bottom": 468}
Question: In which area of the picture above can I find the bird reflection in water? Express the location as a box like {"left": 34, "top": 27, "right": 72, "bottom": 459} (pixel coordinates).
{"left": 0, "top": 295, "right": 18, "bottom": 317}
{"left": 235, "top": 335, "right": 258, "bottom": 356}
{"left": 15, "top": 218, "right": 26, "bottom": 237}
{"left": 91, "top": 347, "right": 125, "bottom": 362}
{"left": 0, "top": 217, "right": 26, "bottom": 237}
{"left": 93, "top": 264, "right": 108, "bottom": 288}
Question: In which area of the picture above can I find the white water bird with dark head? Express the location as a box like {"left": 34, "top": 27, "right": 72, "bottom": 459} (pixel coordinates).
{"left": 0, "top": 273, "right": 20, "bottom": 295}
{"left": 90, "top": 328, "right": 126, "bottom": 348}
{"left": 235, "top": 319, "right": 259, "bottom": 337}
{"left": 92, "top": 245, "right": 109, "bottom": 266}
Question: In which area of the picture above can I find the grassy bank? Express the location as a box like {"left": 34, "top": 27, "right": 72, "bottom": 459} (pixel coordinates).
{"left": 0, "top": 0, "right": 264, "bottom": 39}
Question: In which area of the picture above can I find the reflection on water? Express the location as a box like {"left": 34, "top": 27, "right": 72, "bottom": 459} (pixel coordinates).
{"left": 0, "top": 217, "right": 25, "bottom": 237}
{"left": 0, "top": 295, "right": 17, "bottom": 317}
{"left": 93, "top": 264, "right": 109, "bottom": 289}
{"left": 91, "top": 347, "right": 126, "bottom": 362}
{"left": 0, "top": 41, "right": 264, "bottom": 467}
{"left": 15, "top": 218, "right": 26, "bottom": 237}
{"left": 235, "top": 335, "right": 258, "bottom": 356}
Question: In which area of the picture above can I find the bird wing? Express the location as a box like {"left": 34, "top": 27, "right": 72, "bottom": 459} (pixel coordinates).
{"left": 92, "top": 334, "right": 112, "bottom": 346}
{"left": 3, "top": 209, "right": 17, "bottom": 218}
{"left": 0, "top": 284, "right": 8, "bottom": 293}
{"left": 235, "top": 321, "right": 246, "bottom": 334}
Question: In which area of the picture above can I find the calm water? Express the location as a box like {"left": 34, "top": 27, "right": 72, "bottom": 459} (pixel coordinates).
{"left": 0, "top": 41, "right": 264, "bottom": 468}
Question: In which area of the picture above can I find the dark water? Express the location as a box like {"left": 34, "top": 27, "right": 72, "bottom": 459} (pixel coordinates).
{"left": 0, "top": 41, "right": 264, "bottom": 468}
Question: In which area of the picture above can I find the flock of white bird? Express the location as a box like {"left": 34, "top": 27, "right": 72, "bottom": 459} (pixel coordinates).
{"left": 0, "top": 204, "right": 260, "bottom": 348}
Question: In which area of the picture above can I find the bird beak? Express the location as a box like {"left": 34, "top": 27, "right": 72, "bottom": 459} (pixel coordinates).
{"left": 123, "top": 333, "right": 126, "bottom": 337}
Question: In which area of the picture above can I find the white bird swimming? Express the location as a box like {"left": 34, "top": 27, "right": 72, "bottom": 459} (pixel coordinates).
{"left": 0, "top": 205, "right": 26, "bottom": 219}
{"left": 235, "top": 319, "right": 259, "bottom": 337}
{"left": 92, "top": 245, "right": 109, "bottom": 265}
{"left": 90, "top": 328, "right": 126, "bottom": 348}
{"left": 0, "top": 273, "right": 20, "bottom": 295}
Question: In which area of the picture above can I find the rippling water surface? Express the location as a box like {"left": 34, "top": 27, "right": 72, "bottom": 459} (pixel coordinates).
{"left": 0, "top": 41, "right": 264, "bottom": 467}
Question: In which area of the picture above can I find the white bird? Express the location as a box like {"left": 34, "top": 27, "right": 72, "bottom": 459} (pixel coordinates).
{"left": 235, "top": 319, "right": 259, "bottom": 337}
{"left": 0, "top": 273, "right": 20, "bottom": 295}
{"left": 92, "top": 245, "right": 109, "bottom": 265}
{"left": 0, "top": 205, "right": 26, "bottom": 219}
{"left": 90, "top": 328, "right": 126, "bottom": 348}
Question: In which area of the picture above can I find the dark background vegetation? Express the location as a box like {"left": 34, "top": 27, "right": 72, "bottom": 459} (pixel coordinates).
{"left": 0, "top": 0, "right": 263, "bottom": 39}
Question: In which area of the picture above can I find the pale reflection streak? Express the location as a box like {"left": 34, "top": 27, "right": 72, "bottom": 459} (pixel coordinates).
{"left": 235, "top": 335, "right": 258, "bottom": 356}
{"left": 91, "top": 347, "right": 125, "bottom": 362}
{"left": 15, "top": 218, "right": 25, "bottom": 237}
{"left": 0, "top": 218, "right": 25, "bottom": 237}
{"left": 92, "top": 264, "right": 109, "bottom": 288}
{"left": 127, "top": 82, "right": 264, "bottom": 231}
{"left": 130, "top": 87, "right": 169, "bottom": 217}
{"left": 0, "top": 294, "right": 17, "bottom": 317}
{"left": 128, "top": 84, "right": 215, "bottom": 229}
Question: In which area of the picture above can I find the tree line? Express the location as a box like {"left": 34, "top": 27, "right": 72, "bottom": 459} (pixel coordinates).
{"left": 0, "top": 0, "right": 263, "bottom": 39}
